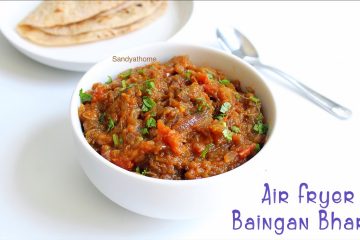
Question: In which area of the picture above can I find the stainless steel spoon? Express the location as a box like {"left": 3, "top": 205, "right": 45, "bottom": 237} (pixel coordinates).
{"left": 216, "top": 26, "right": 352, "bottom": 120}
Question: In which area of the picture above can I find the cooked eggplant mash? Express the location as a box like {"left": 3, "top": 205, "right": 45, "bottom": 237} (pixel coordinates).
{"left": 78, "top": 56, "right": 268, "bottom": 180}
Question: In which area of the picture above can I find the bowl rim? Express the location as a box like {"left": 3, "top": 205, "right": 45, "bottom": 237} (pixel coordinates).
{"left": 70, "top": 41, "right": 277, "bottom": 185}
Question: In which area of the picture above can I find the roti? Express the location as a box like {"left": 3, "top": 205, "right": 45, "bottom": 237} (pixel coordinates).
{"left": 16, "top": 2, "right": 167, "bottom": 46}
{"left": 38, "top": 1, "right": 163, "bottom": 36}
{"left": 19, "top": 1, "right": 125, "bottom": 28}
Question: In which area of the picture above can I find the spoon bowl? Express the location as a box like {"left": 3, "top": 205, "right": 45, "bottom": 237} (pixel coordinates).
{"left": 216, "top": 26, "right": 258, "bottom": 59}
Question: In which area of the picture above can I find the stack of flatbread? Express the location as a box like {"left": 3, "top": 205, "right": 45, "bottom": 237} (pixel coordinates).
{"left": 16, "top": 0, "right": 167, "bottom": 46}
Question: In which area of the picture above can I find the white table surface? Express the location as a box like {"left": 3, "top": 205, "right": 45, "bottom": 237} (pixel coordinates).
{"left": 1, "top": 1, "right": 360, "bottom": 240}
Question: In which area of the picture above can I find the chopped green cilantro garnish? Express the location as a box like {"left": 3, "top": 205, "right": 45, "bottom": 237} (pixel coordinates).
{"left": 200, "top": 143, "right": 214, "bottom": 158}
{"left": 141, "top": 117, "right": 156, "bottom": 135}
{"left": 137, "top": 69, "right": 145, "bottom": 75}
{"left": 105, "top": 75, "right": 113, "bottom": 84}
{"left": 79, "top": 88, "right": 92, "bottom": 103}
{"left": 143, "top": 97, "right": 155, "bottom": 108}
{"left": 127, "top": 83, "right": 136, "bottom": 89}
{"left": 141, "top": 168, "right": 148, "bottom": 176}
{"left": 146, "top": 80, "right": 155, "bottom": 89}
{"left": 150, "top": 111, "right": 157, "bottom": 117}
{"left": 207, "top": 72, "right": 214, "bottom": 80}
{"left": 185, "top": 70, "right": 192, "bottom": 79}
{"left": 231, "top": 125, "right": 241, "bottom": 133}
{"left": 215, "top": 113, "right": 225, "bottom": 120}
{"left": 220, "top": 102, "right": 231, "bottom": 114}
{"left": 112, "top": 133, "right": 122, "bottom": 146}
{"left": 107, "top": 118, "right": 115, "bottom": 131}
{"left": 146, "top": 117, "right": 157, "bottom": 128}
{"left": 141, "top": 104, "right": 149, "bottom": 112}
{"left": 222, "top": 129, "right": 233, "bottom": 141}
{"left": 253, "top": 121, "right": 268, "bottom": 134}
{"left": 219, "top": 79, "right": 230, "bottom": 85}
{"left": 256, "top": 113, "right": 264, "bottom": 122}
{"left": 119, "top": 80, "right": 127, "bottom": 91}
{"left": 255, "top": 143, "right": 261, "bottom": 152}
{"left": 119, "top": 69, "right": 132, "bottom": 79}
{"left": 143, "top": 79, "right": 156, "bottom": 95}
{"left": 140, "top": 127, "right": 149, "bottom": 135}
{"left": 197, "top": 105, "right": 204, "bottom": 112}
{"left": 135, "top": 166, "right": 148, "bottom": 176}
{"left": 195, "top": 98, "right": 209, "bottom": 112}
{"left": 142, "top": 96, "right": 156, "bottom": 112}
{"left": 250, "top": 95, "right": 260, "bottom": 104}
{"left": 99, "top": 112, "right": 106, "bottom": 124}
{"left": 119, "top": 80, "right": 136, "bottom": 92}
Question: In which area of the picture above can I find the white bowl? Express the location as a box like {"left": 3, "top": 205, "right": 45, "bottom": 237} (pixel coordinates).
{"left": 70, "top": 42, "right": 276, "bottom": 219}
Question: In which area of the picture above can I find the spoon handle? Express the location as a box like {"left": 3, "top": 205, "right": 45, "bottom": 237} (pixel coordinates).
{"left": 252, "top": 62, "right": 352, "bottom": 120}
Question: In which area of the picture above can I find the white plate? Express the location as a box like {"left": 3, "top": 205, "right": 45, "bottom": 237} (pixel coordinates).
{"left": 0, "top": 1, "right": 193, "bottom": 72}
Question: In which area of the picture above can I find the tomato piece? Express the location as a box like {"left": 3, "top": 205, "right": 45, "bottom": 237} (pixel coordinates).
{"left": 109, "top": 150, "right": 134, "bottom": 171}
{"left": 196, "top": 72, "right": 210, "bottom": 84}
{"left": 92, "top": 84, "right": 107, "bottom": 102}
{"left": 203, "top": 83, "right": 218, "bottom": 96}
{"left": 115, "top": 159, "right": 134, "bottom": 171}
{"left": 237, "top": 144, "right": 256, "bottom": 159}
{"left": 157, "top": 120, "right": 183, "bottom": 155}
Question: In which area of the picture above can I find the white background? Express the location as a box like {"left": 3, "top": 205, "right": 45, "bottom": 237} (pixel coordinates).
{"left": 1, "top": 1, "right": 360, "bottom": 239}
